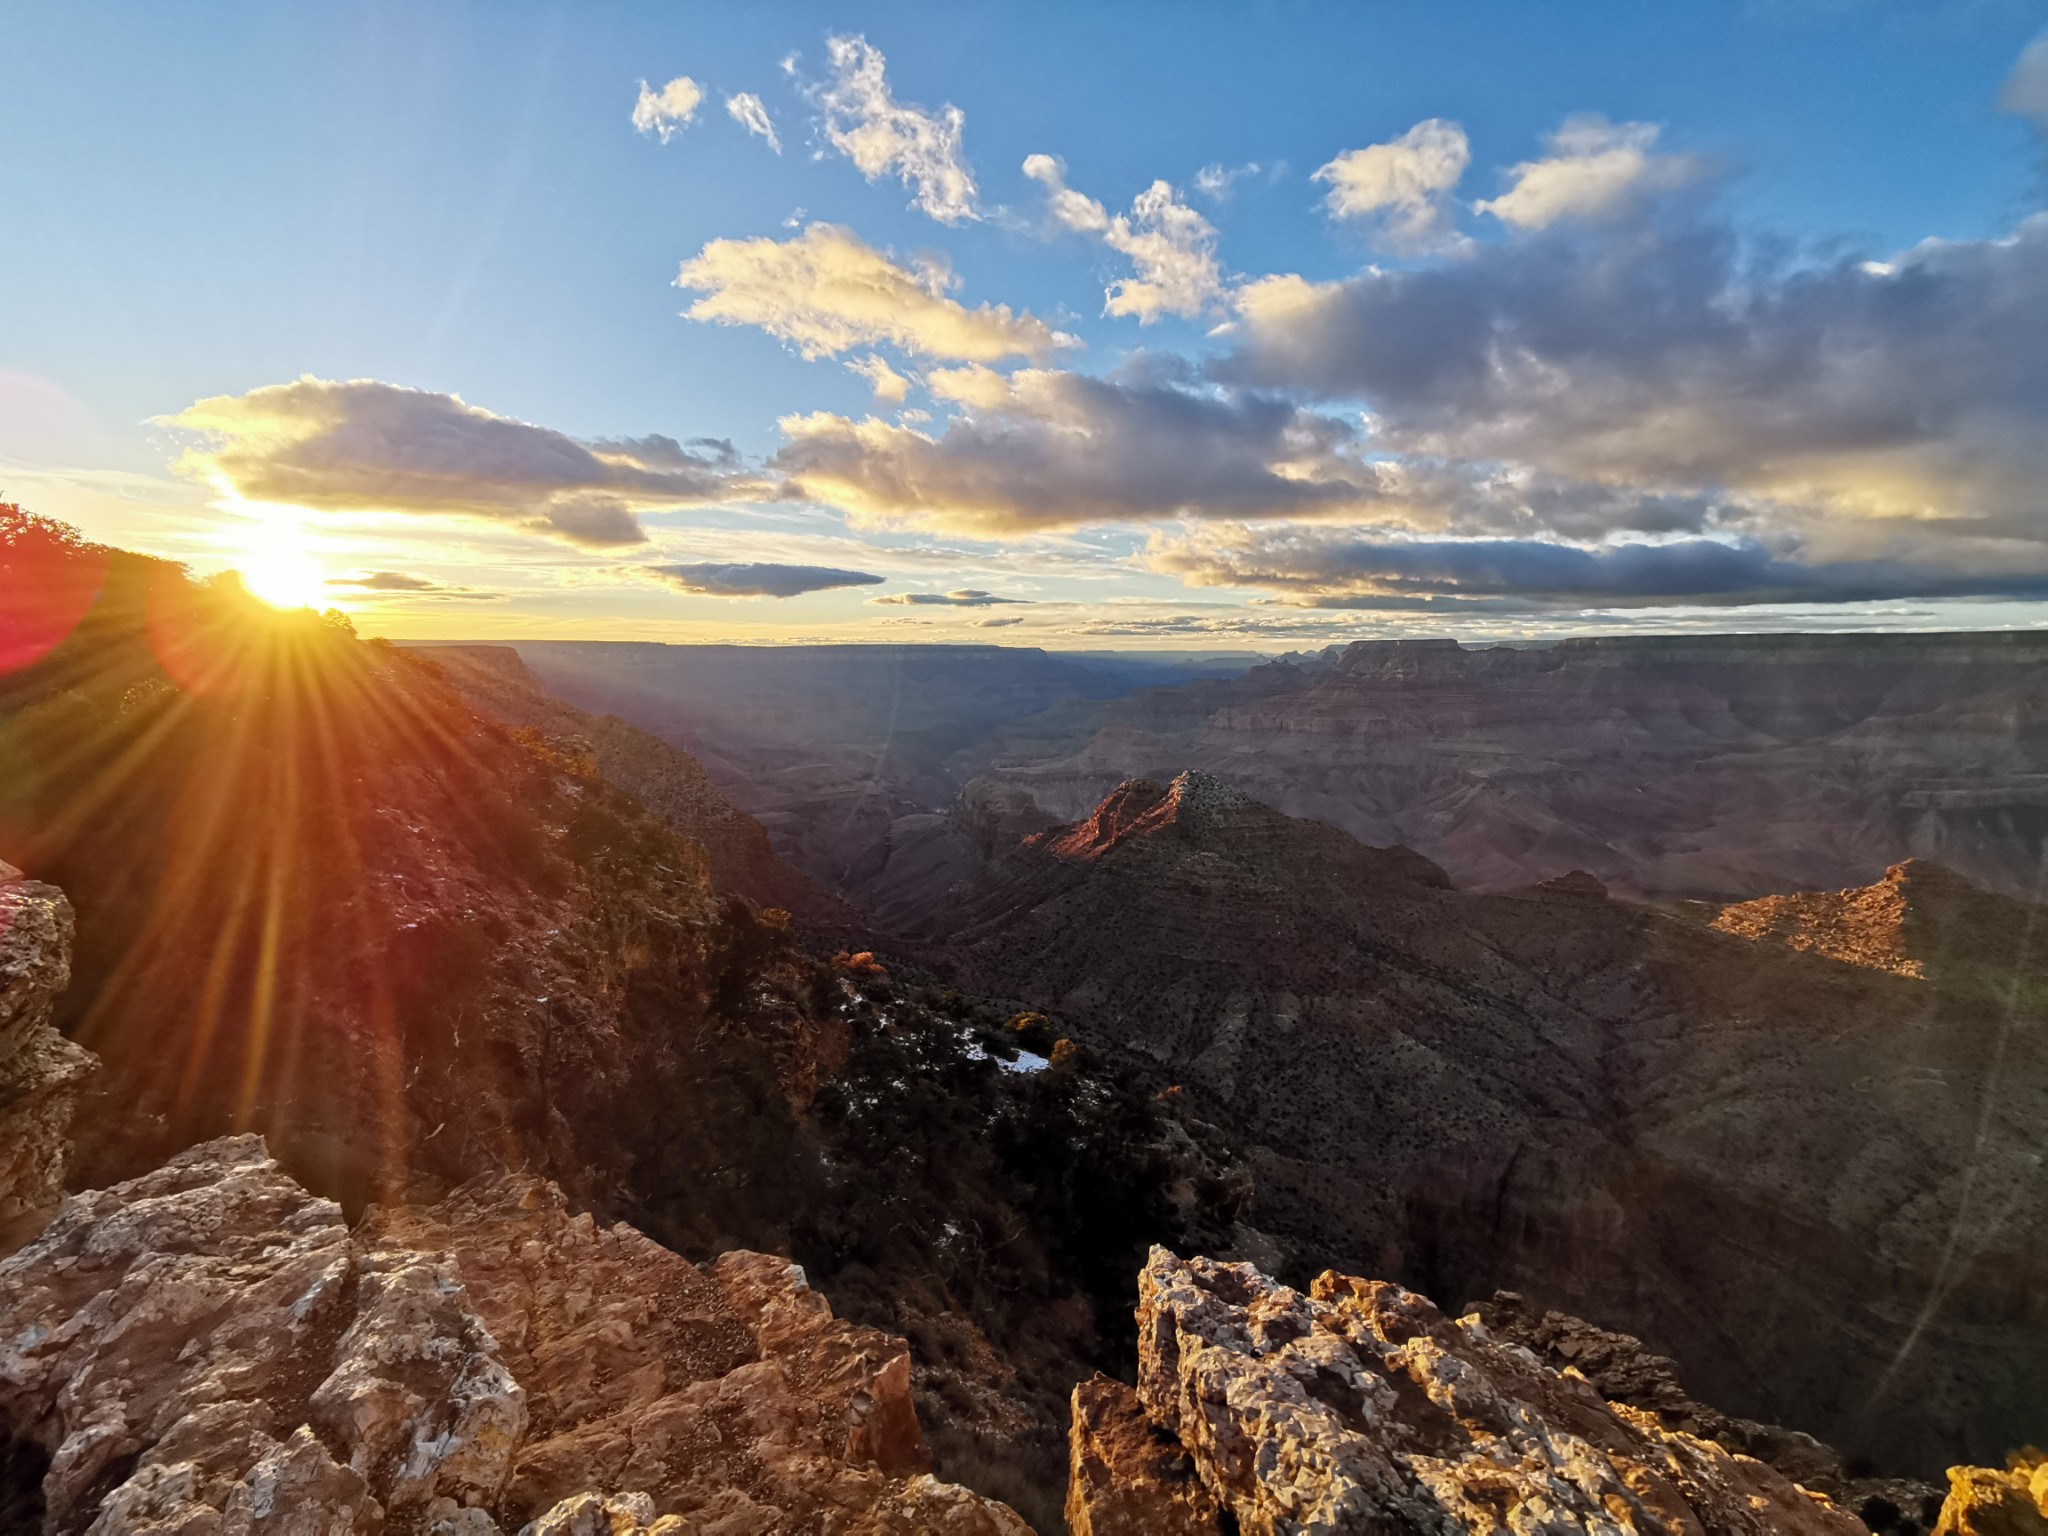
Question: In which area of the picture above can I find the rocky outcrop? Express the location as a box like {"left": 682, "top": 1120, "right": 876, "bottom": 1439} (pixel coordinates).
{"left": 1068, "top": 1247, "right": 1867, "bottom": 1534}
{"left": 0, "top": 1136, "right": 1031, "bottom": 1534}
{"left": 1065, "top": 1375, "right": 1222, "bottom": 1536}
{"left": 0, "top": 863, "right": 94, "bottom": 1247}
{"left": 1933, "top": 1454, "right": 2048, "bottom": 1535}
{"left": 935, "top": 776, "right": 2048, "bottom": 1477}
{"left": 1471, "top": 1291, "right": 1944, "bottom": 1527}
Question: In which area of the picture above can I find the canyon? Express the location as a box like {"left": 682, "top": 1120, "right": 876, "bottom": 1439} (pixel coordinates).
{"left": 1, "top": 541, "right": 2043, "bottom": 1531}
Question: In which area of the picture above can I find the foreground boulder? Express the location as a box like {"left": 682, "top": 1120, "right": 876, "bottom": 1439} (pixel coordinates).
{"left": 1070, "top": 1246, "right": 1868, "bottom": 1534}
{"left": 0, "top": 1137, "right": 1030, "bottom": 1534}
{"left": 0, "top": 864, "right": 95, "bottom": 1247}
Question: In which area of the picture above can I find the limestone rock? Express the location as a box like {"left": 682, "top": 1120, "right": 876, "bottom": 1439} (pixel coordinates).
{"left": 0, "top": 1135, "right": 516, "bottom": 1532}
{"left": 0, "top": 871, "right": 95, "bottom": 1243}
{"left": 1065, "top": 1375, "right": 1223, "bottom": 1536}
{"left": 1093, "top": 1246, "right": 1867, "bottom": 1535}
{"left": 1934, "top": 1455, "right": 2048, "bottom": 1536}
{"left": 365, "top": 1176, "right": 1030, "bottom": 1533}
{"left": 0, "top": 1140, "right": 1034, "bottom": 1533}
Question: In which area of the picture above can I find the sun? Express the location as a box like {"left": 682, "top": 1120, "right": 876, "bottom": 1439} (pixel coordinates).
{"left": 238, "top": 546, "right": 330, "bottom": 610}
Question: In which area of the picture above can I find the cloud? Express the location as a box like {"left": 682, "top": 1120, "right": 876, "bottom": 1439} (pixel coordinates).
{"left": 846, "top": 353, "right": 912, "bottom": 402}
{"left": 976, "top": 615, "right": 1027, "bottom": 627}
{"left": 326, "top": 570, "right": 505, "bottom": 602}
{"left": 773, "top": 364, "right": 1420, "bottom": 535}
{"left": 1313, "top": 119, "right": 1470, "bottom": 251}
{"left": 163, "top": 378, "right": 750, "bottom": 548}
{"left": 1475, "top": 116, "right": 1701, "bottom": 229}
{"left": 677, "top": 223, "right": 1071, "bottom": 362}
{"left": 645, "top": 561, "right": 885, "bottom": 598}
{"left": 726, "top": 91, "right": 782, "bottom": 152}
{"left": 1023, "top": 157, "right": 1226, "bottom": 321}
{"left": 1146, "top": 524, "right": 2048, "bottom": 609}
{"left": 816, "top": 35, "right": 977, "bottom": 223}
{"left": 2001, "top": 33, "right": 2048, "bottom": 128}
{"left": 632, "top": 77, "right": 703, "bottom": 143}
{"left": 1193, "top": 161, "right": 1262, "bottom": 201}
{"left": 1220, "top": 211, "right": 2048, "bottom": 550}
{"left": 869, "top": 588, "right": 1031, "bottom": 606}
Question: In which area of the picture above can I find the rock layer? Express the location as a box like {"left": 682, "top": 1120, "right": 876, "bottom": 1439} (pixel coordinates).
{"left": 0, "top": 865, "right": 94, "bottom": 1247}
{"left": 1070, "top": 1247, "right": 1867, "bottom": 1535}
{"left": 0, "top": 1136, "right": 1030, "bottom": 1535}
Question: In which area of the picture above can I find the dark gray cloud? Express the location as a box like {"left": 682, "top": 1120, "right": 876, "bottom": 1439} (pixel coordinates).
{"left": 1222, "top": 213, "right": 2048, "bottom": 540}
{"left": 772, "top": 365, "right": 1404, "bottom": 534}
{"left": 168, "top": 378, "right": 753, "bottom": 548}
{"left": 646, "top": 561, "right": 886, "bottom": 598}
{"left": 869, "top": 588, "right": 1031, "bottom": 606}
{"left": 1150, "top": 527, "right": 2048, "bottom": 609}
{"left": 325, "top": 570, "right": 505, "bottom": 601}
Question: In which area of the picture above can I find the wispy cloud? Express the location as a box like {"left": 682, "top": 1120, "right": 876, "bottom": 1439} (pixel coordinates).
{"left": 677, "top": 223, "right": 1072, "bottom": 361}
{"left": 1475, "top": 116, "right": 1701, "bottom": 229}
{"left": 725, "top": 91, "right": 782, "bottom": 152}
{"left": 646, "top": 561, "right": 885, "bottom": 598}
{"left": 869, "top": 587, "right": 1031, "bottom": 606}
{"left": 1023, "top": 156, "right": 1226, "bottom": 321}
{"left": 815, "top": 35, "right": 978, "bottom": 223}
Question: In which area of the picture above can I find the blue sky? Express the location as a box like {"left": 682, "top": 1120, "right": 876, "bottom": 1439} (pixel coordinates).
{"left": 3, "top": 1, "right": 2046, "bottom": 646}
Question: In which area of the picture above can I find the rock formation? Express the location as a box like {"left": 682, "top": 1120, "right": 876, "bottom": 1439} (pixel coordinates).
{"left": 0, "top": 1135, "right": 1032, "bottom": 1533}
{"left": 1932, "top": 1453, "right": 2048, "bottom": 1535}
{"left": 1067, "top": 1247, "right": 1868, "bottom": 1535}
{"left": 930, "top": 773, "right": 2048, "bottom": 1477}
{"left": 955, "top": 632, "right": 2048, "bottom": 903}
{"left": 0, "top": 863, "right": 94, "bottom": 1247}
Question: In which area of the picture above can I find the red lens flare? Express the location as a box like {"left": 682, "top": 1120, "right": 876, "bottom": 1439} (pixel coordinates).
{"left": 0, "top": 511, "right": 108, "bottom": 675}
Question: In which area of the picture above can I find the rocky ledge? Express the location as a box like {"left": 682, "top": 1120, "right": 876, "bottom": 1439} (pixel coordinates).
{"left": 0, "top": 1136, "right": 1030, "bottom": 1534}
{"left": 1068, "top": 1247, "right": 1870, "bottom": 1534}
{"left": 0, "top": 863, "right": 95, "bottom": 1248}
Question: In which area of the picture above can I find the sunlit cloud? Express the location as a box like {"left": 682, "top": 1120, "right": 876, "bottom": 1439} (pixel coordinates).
{"left": 163, "top": 377, "right": 751, "bottom": 548}
{"left": 726, "top": 90, "right": 782, "bottom": 152}
{"left": 677, "top": 223, "right": 1072, "bottom": 361}
{"left": 632, "top": 76, "right": 704, "bottom": 143}
{"left": 645, "top": 560, "right": 886, "bottom": 597}
{"left": 846, "top": 353, "right": 913, "bottom": 402}
{"left": 1313, "top": 119, "right": 1470, "bottom": 251}
{"left": 1476, "top": 116, "right": 1702, "bottom": 229}
{"left": 869, "top": 588, "right": 1031, "bottom": 606}
{"left": 1022, "top": 156, "right": 1226, "bottom": 321}
{"left": 815, "top": 35, "right": 978, "bottom": 223}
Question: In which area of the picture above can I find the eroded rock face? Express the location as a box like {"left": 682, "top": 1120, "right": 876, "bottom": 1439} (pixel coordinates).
{"left": 1074, "top": 1247, "right": 1869, "bottom": 1535}
{"left": 1065, "top": 1375, "right": 1222, "bottom": 1536}
{"left": 0, "top": 1136, "right": 1030, "bottom": 1535}
{"left": 0, "top": 865, "right": 95, "bottom": 1246}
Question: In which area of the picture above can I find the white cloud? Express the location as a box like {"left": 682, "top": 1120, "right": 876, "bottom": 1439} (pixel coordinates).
{"left": 632, "top": 77, "right": 704, "bottom": 144}
{"left": 1313, "top": 119, "right": 1470, "bottom": 251}
{"left": 646, "top": 561, "right": 884, "bottom": 598}
{"left": 846, "top": 353, "right": 912, "bottom": 402}
{"left": 1193, "top": 161, "right": 1262, "bottom": 201}
{"left": 676, "top": 223, "right": 1073, "bottom": 362}
{"left": 816, "top": 35, "right": 977, "bottom": 223}
{"left": 2001, "top": 34, "right": 2048, "bottom": 128}
{"left": 1023, "top": 157, "right": 1226, "bottom": 322}
{"left": 1476, "top": 116, "right": 1700, "bottom": 229}
{"left": 726, "top": 91, "right": 782, "bottom": 153}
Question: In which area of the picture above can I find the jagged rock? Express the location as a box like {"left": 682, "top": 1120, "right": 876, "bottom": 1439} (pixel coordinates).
{"left": 1065, "top": 1375, "right": 1223, "bottom": 1536}
{"left": 0, "top": 1134, "right": 521, "bottom": 1531}
{"left": 0, "top": 1138, "right": 1034, "bottom": 1533}
{"left": 365, "top": 1176, "right": 1028, "bottom": 1532}
{"left": 1086, "top": 1246, "right": 1867, "bottom": 1534}
{"left": 1933, "top": 1454, "right": 2048, "bottom": 1535}
{"left": 1471, "top": 1290, "right": 1943, "bottom": 1522}
{"left": 0, "top": 869, "right": 95, "bottom": 1245}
